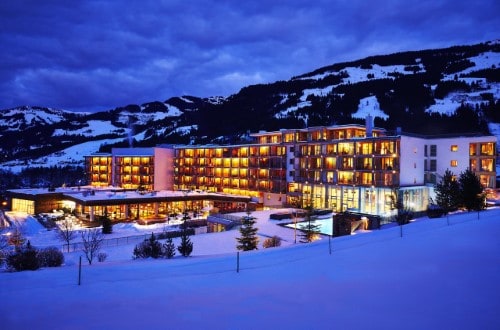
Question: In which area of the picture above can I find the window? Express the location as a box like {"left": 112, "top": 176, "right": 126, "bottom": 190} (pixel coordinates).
{"left": 430, "top": 159, "right": 437, "bottom": 171}
{"left": 450, "top": 160, "right": 458, "bottom": 167}
{"left": 469, "top": 143, "right": 477, "bottom": 156}
{"left": 430, "top": 145, "right": 437, "bottom": 157}
{"left": 481, "top": 159, "right": 493, "bottom": 171}
{"left": 480, "top": 143, "right": 494, "bottom": 156}
{"left": 451, "top": 145, "right": 458, "bottom": 152}
{"left": 470, "top": 159, "right": 477, "bottom": 171}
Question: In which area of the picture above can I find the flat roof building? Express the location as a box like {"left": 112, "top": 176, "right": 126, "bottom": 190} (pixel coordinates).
{"left": 7, "top": 121, "right": 496, "bottom": 223}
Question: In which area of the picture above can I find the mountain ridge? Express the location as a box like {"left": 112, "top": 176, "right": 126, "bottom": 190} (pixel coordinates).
{"left": 1, "top": 40, "right": 499, "bottom": 175}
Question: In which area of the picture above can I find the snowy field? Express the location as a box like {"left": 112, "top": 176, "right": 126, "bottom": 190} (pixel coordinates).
{"left": 1, "top": 209, "right": 500, "bottom": 329}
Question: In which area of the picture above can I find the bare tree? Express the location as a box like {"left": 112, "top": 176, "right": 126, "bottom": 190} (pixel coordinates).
{"left": 80, "top": 228, "right": 104, "bottom": 265}
{"left": 56, "top": 217, "right": 77, "bottom": 252}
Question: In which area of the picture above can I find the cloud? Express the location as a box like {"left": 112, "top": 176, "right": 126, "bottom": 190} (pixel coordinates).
{"left": 0, "top": 0, "right": 498, "bottom": 112}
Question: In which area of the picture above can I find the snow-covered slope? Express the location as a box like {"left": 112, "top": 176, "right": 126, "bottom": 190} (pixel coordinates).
{"left": 1, "top": 208, "right": 499, "bottom": 329}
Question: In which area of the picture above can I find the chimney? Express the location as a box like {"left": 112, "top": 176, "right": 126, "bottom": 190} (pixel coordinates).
{"left": 396, "top": 127, "right": 402, "bottom": 135}
{"left": 365, "top": 115, "right": 373, "bottom": 137}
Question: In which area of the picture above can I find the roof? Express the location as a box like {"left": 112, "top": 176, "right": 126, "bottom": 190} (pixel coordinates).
{"left": 7, "top": 187, "right": 252, "bottom": 207}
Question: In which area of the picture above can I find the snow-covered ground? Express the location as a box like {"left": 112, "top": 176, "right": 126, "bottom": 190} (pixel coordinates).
{"left": 1, "top": 208, "right": 499, "bottom": 329}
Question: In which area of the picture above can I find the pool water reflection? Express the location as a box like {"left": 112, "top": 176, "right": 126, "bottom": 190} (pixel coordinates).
{"left": 285, "top": 217, "right": 334, "bottom": 236}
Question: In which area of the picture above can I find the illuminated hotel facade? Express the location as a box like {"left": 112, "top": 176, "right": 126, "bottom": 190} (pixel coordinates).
{"left": 85, "top": 147, "right": 175, "bottom": 191}
{"left": 83, "top": 121, "right": 496, "bottom": 219}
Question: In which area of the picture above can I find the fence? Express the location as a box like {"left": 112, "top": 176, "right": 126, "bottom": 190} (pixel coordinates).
{"left": 53, "top": 227, "right": 196, "bottom": 253}
{"left": 29, "top": 208, "right": 499, "bottom": 272}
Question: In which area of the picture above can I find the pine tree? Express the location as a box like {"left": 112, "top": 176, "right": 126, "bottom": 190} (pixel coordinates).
{"left": 299, "top": 205, "right": 321, "bottom": 243}
{"left": 177, "top": 230, "right": 193, "bottom": 257}
{"left": 101, "top": 215, "right": 113, "bottom": 234}
{"left": 133, "top": 233, "right": 163, "bottom": 259}
{"left": 236, "top": 211, "right": 259, "bottom": 251}
{"left": 163, "top": 236, "right": 176, "bottom": 259}
{"left": 459, "top": 168, "right": 485, "bottom": 211}
{"left": 435, "top": 169, "right": 460, "bottom": 213}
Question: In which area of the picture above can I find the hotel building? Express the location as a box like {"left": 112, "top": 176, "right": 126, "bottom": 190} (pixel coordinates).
{"left": 173, "top": 122, "right": 496, "bottom": 219}
{"left": 8, "top": 121, "right": 496, "bottom": 222}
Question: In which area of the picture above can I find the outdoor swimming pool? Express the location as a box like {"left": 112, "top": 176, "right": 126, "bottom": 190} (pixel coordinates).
{"left": 284, "top": 217, "right": 334, "bottom": 236}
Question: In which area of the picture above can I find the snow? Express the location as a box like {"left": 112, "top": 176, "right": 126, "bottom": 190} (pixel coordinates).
{"left": 0, "top": 107, "right": 68, "bottom": 131}
{"left": 179, "top": 96, "right": 194, "bottom": 103}
{"left": 460, "top": 51, "right": 500, "bottom": 75}
{"left": 302, "top": 63, "right": 420, "bottom": 83}
{"left": 2, "top": 138, "right": 120, "bottom": 172}
{"left": 1, "top": 208, "right": 500, "bottom": 329}
{"left": 342, "top": 64, "right": 416, "bottom": 84}
{"left": 52, "top": 120, "right": 123, "bottom": 137}
{"left": 3, "top": 130, "right": 147, "bottom": 173}
{"left": 275, "top": 101, "right": 312, "bottom": 119}
{"left": 170, "top": 125, "right": 198, "bottom": 136}
{"left": 352, "top": 95, "right": 389, "bottom": 121}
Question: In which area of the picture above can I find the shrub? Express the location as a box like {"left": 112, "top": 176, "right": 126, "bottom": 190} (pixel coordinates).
{"left": 97, "top": 252, "right": 107, "bottom": 262}
{"left": 6, "top": 241, "right": 40, "bottom": 271}
{"left": 38, "top": 247, "right": 64, "bottom": 267}
{"left": 263, "top": 236, "right": 282, "bottom": 248}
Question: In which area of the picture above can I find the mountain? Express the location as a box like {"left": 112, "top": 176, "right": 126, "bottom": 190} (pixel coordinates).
{"left": 1, "top": 41, "right": 499, "bottom": 174}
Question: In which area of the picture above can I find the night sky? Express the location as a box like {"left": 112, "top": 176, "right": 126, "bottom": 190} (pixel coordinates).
{"left": 1, "top": 0, "right": 498, "bottom": 112}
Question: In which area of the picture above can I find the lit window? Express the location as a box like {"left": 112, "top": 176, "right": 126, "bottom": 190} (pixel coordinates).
{"left": 451, "top": 145, "right": 458, "bottom": 152}
{"left": 451, "top": 160, "right": 458, "bottom": 167}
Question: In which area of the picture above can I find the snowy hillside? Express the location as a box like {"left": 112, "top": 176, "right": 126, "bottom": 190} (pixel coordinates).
{"left": 1, "top": 208, "right": 499, "bottom": 329}
{"left": 0, "top": 41, "right": 499, "bottom": 175}
{"left": 0, "top": 106, "right": 80, "bottom": 132}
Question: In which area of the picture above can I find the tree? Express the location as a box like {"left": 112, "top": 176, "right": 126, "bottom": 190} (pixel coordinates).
{"left": 177, "top": 230, "right": 193, "bottom": 257}
{"left": 101, "top": 215, "right": 113, "bottom": 234}
{"left": 236, "top": 211, "right": 259, "bottom": 251}
{"left": 133, "top": 233, "right": 163, "bottom": 259}
{"left": 163, "top": 237, "right": 176, "bottom": 259}
{"left": 459, "top": 168, "right": 485, "bottom": 211}
{"left": 392, "top": 189, "right": 413, "bottom": 226}
{"left": 434, "top": 169, "right": 461, "bottom": 213}
{"left": 55, "top": 217, "right": 77, "bottom": 252}
{"left": 81, "top": 229, "right": 104, "bottom": 265}
{"left": 299, "top": 206, "right": 321, "bottom": 243}
{"left": 180, "top": 211, "right": 191, "bottom": 229}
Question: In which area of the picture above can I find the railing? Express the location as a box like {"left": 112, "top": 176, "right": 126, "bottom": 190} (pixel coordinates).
{"left": 37, "top": 226, "right": 196, "bottom": 253}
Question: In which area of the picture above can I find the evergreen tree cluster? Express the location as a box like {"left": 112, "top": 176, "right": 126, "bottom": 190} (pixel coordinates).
{"left": 434, "top": 168, "right": 486, "bottom": 213}
{"left": 132, "top": 231, "right": 193, "bottom": 259}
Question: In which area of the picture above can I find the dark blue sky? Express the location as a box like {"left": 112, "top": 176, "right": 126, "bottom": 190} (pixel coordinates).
{"left": 0, "top": 0, "right": 498, "bottom": 112}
